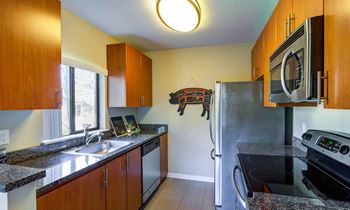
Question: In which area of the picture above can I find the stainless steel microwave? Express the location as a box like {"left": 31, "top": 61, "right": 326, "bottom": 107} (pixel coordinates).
{"left": 269, "top": 16, "right": 324, "bottom": 103}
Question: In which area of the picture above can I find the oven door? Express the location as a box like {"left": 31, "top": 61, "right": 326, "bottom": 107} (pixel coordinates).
{"left": 232, "top": 165, "right": 248, "bottom": 210}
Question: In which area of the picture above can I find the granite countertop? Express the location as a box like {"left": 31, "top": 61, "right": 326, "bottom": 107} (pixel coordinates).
{"left": 236, "top": 143, "right": 350, "bottom": 210}
{"left": 15, "top": 131, "right": 167, "bottom": 196}
{"left": 0, "top": 164, "right": 45, "bottom": 193}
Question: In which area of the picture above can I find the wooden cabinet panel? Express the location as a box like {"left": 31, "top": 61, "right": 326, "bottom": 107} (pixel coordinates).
{"left": 160, "top": 134, "right": 168, "bottom": 182}
{"left": 126, "top": 45, "right": 142, "bottom": 107}
{"left": 274, "top": 0, "right": 293, "bottom": 46}
{"left": 141, "top": 54, "right": 153, "bottom": 106}
{"left": 37, "top": 166, "right": 106, "bottom": 210}
{"left": 0, "top": 0, "right": 61, "bottom": 110}
{"left": 107, "top": 43, "right": 152, "bottom": 107}
{"left": 106, "top": 155, "right": 127, "bottom": 210}
{"left": 324, "top": 0, "right": 350, "bottom": 109}
{"left": 126, "top": 147, "right": 142, "bottom": 210}
{"left": 292, "top": 0, "right": 323, "bottom": 31}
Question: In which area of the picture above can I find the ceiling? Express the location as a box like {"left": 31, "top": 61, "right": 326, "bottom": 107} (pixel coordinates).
{"left": 62, "top": 0, "right": 278, "bottom": 51}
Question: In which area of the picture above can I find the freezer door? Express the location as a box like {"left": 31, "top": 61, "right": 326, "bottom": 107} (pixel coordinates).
{"left": 215, "top": 156, "right": 223, "bottom": 207}
{"left": 215, "top": 82, "right": 222, "bottom": 156}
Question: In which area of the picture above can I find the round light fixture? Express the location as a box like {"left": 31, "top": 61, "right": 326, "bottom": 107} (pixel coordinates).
{"left": 156, "top": 0, "right": 201, "bottom": 32}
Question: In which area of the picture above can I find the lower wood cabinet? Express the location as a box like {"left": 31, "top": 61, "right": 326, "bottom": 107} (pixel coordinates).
{"left": 37, "top": 147, "right": 142, "bottom": 210}
{"left": 160, "top": 134, "right": 168, "bottom": 182}
{"left": 37, "top": 166, "right": 106, "bottom": 210}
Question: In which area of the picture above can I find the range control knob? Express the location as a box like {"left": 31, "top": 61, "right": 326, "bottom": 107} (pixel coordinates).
{"left": 302, "top": 133, "right": 312, "bottom": 140}
{"left": 339, "top": 145, "right": 350, "bottom": 155}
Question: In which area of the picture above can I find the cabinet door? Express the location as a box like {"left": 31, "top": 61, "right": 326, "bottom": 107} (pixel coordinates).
{"left": 275, "top": 0, "right": 293, "bottom": 45}
{"left": 126, "top": 147, "right": 142, "bottom": 210}
{"left": 126, "top": 45, "right": 142, "bottom": 107}
{"left": 0, "top": 0, "right": 61, "bottom": 110}
{"left": 106, "top": 154, "right": 127, "bottom": 210}
{"left": 140, "top": 54, "right": 153, "bottom": 106}
{"left": 292, "top": 0, "right": 323, "bottom": 31}
{"left": 160, "top": 134, "right": 168, "bottom": 182}
{"left": 324, "top": 0, "right": 350, "bottom": 109}
{"left": 37, "top": 166, "right": 106, "bottom": 210}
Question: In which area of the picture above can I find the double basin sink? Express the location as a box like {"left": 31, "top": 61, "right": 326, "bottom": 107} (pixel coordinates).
{"left": 63, "top": 140, "right": 135, "bottom": 157}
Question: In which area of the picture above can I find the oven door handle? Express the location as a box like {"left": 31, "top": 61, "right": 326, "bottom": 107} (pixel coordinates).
{"left": 281, "top": 49, "right": 293, "bottom": 98}
{"left": 232, "top": 165, "right": 247, "bottom": 209}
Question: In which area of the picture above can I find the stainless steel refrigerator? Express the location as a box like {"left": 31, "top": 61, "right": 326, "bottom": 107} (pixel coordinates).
{"left": 209, "top": 81, "right": 286, "bottom": 210}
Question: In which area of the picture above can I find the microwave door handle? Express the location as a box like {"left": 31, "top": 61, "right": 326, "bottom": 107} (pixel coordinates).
{"left": 281, "top": 49, "right": 293, "bottom": 98}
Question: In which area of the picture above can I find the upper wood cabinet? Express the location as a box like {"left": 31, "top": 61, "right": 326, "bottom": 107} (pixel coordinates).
{"left": 0, "top": 0, "right": 61, "bottom": 110}
{"left": 160, "top": 134, "right": 168, "bottom": 183}
{"left": 292, "top": 0, "right": 324, "bottom": 32}
{"left": 324, "top": 0, "right": 350, "bottom": 109}
{"left": 107, "top": 43, "right": 152, "bottom": 107}
{"left": 37, "top": 166, "right": 106, "bottom": 210}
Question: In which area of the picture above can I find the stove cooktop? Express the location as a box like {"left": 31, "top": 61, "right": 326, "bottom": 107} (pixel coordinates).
{"left": 238, "top": 154, "right": 350, "bottom": 201}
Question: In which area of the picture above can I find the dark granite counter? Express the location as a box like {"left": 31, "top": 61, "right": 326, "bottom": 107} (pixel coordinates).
{"left": 236, "top": 143, "right": 350, "bottom": 210}
{"left": 15, "top": 126, "right": 167, "bottom": 196}
{"left": 0, "top": 164, "right": 45, "bottom": 193}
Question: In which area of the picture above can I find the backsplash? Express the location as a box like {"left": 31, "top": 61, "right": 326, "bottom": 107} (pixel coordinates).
{"left": 293, "top": 103, "right": 350, "bottom": 138}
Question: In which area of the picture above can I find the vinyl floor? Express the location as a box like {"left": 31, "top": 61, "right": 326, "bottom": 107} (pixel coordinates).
{"left": 144, "top": 178, "right": 215, "bottom": 210}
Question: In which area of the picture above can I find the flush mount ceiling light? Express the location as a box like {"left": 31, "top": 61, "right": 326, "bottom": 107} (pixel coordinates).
{"left": 156, "top": 0, "right": 201, "bottom": 32}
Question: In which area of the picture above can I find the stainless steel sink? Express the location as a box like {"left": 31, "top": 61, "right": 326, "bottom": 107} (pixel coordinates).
{"left": 63, "top": 141, "right": 134, "bottom": 157}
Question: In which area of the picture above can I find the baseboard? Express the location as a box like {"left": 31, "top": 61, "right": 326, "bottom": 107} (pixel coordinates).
{"left": 167, "top": 173, "right": 214, "bottom": 183}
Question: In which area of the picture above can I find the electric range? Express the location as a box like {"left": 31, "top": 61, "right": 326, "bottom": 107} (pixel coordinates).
{"left": 234, "top": 130, "right": 350, "bottom": 207}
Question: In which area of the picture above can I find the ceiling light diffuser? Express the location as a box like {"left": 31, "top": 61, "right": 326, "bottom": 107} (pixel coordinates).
{"left": 156, "top": 0, "right": 201, "bottom": 32}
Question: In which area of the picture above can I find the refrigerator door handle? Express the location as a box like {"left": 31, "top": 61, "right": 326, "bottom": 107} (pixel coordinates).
{"left": 215, "top": 82, "right": 222, "bottom": 155}
{"left": 209, "top": 91, "right": 215, "bottom": 145}
{"left": 215, "top": 156, "right": 222, "bottom": 207}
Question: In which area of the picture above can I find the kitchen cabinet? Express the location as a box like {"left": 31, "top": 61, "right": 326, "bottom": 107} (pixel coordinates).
{"left": 292, "top": 0, "right": 323, "bottom": 32}
{"left": 0, "top": 0, "right": 61, "bottom": 110}
{"left": 251, "top": 35, "right": 264, "bottom": 81}
{"left": 160, "top": 134, "right": 168, "bottom": 182}
{"left": 37, "top": 166, "right": 106, "bottom": 210}
{"left": 106, "top": 147, "right": 142, "bottom": 210}
{"left": 107, "top": 43, "right": 152, "bottom": 107}
{"left": 126, "top": 147, "right": 142, "bottom": 210}
{"left": 324, "top": 0, "right": 350, "bottom": 109}
{"left": 106, "top": 155, "right": 127, "bottom": 210}
{"left": 252, "top": 0, "right": 324, "bottom": 107}
{"left": 37, "top": 147, "right": 142, "bottom": 210}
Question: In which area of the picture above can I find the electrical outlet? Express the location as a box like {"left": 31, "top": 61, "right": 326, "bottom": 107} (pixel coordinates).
{"left": 302, "top": 123, "right": 307, "bottom": 134}
{"left": 0, "top": 130, "right": 9, "bottom": 145}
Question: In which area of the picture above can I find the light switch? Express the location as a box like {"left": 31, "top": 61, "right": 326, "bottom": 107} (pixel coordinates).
{"left": 0, "top": 130, "right": 9, "bottom": 145}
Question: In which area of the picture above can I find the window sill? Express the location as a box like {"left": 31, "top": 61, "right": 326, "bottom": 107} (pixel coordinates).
{"left": 42, "top": 129, "right": 110, "bottom": 145}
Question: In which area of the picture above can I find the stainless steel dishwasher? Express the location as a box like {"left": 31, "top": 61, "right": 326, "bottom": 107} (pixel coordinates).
{"left": 142, "top": 138, "right": 160, "bottom": 203}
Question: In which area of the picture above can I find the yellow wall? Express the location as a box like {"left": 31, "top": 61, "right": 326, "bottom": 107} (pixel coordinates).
{"left": 1, "top": 7, "right": 118, "bottom": 152}
{"left": 138, "top": 43, "right": 253, "bottom": 179}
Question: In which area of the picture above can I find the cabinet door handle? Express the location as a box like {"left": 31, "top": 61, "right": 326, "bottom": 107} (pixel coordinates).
{"left": 285, "top": 18, "right": 288, "bottom": 37}
{"left": 288, "top": 14, "right": 295, "bottom": 34}
{"left": 124, "top": 156, "right": 128, "bottom": 170}
{"left": 55, "top": 90, "right": 61, "bottom": 109}
{"left": 317, "top": 71, "right": 328, "bottom": 104}
{"left": 140, "top": 96, "right": 144, "bottom": 106}
{"left": 127, "top": 154, "right": 131, "bottom": 168}
{"left": 104, "top": 168, "right": 108, "bottom": 187}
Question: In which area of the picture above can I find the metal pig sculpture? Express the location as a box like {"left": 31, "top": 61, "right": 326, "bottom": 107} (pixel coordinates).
{"left": 169, "top": 88, "right": 213, "bottom": 120}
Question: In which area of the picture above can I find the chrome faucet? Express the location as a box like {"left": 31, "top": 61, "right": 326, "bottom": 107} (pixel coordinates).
{"left": 84, "top": 124, "right": 104, "bottom": 145}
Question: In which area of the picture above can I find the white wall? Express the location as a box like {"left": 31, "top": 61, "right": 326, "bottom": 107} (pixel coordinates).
{"left": 138, "top": 43, "right": 254, "bottom": 179}
{"left": 293, "top": 103, "right": 350, "bottom": 138}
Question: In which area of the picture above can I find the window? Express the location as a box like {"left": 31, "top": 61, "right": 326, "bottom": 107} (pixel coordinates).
{"left": 61, "top": 65, "right": 100, "bottom": 136}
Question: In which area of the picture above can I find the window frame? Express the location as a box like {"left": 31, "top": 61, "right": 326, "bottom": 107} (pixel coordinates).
{"left": 65, "top": 66, "right": 100, "bottom": 135}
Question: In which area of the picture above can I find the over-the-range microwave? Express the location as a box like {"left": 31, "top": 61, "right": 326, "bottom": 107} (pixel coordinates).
{"left": 269, "top": 16, "right": 324, "bottom": 103}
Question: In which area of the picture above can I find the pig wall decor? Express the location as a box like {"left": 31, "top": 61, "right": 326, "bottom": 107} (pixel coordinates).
{"left": 169, "top": 88, "right": 213, "bottom": 120}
